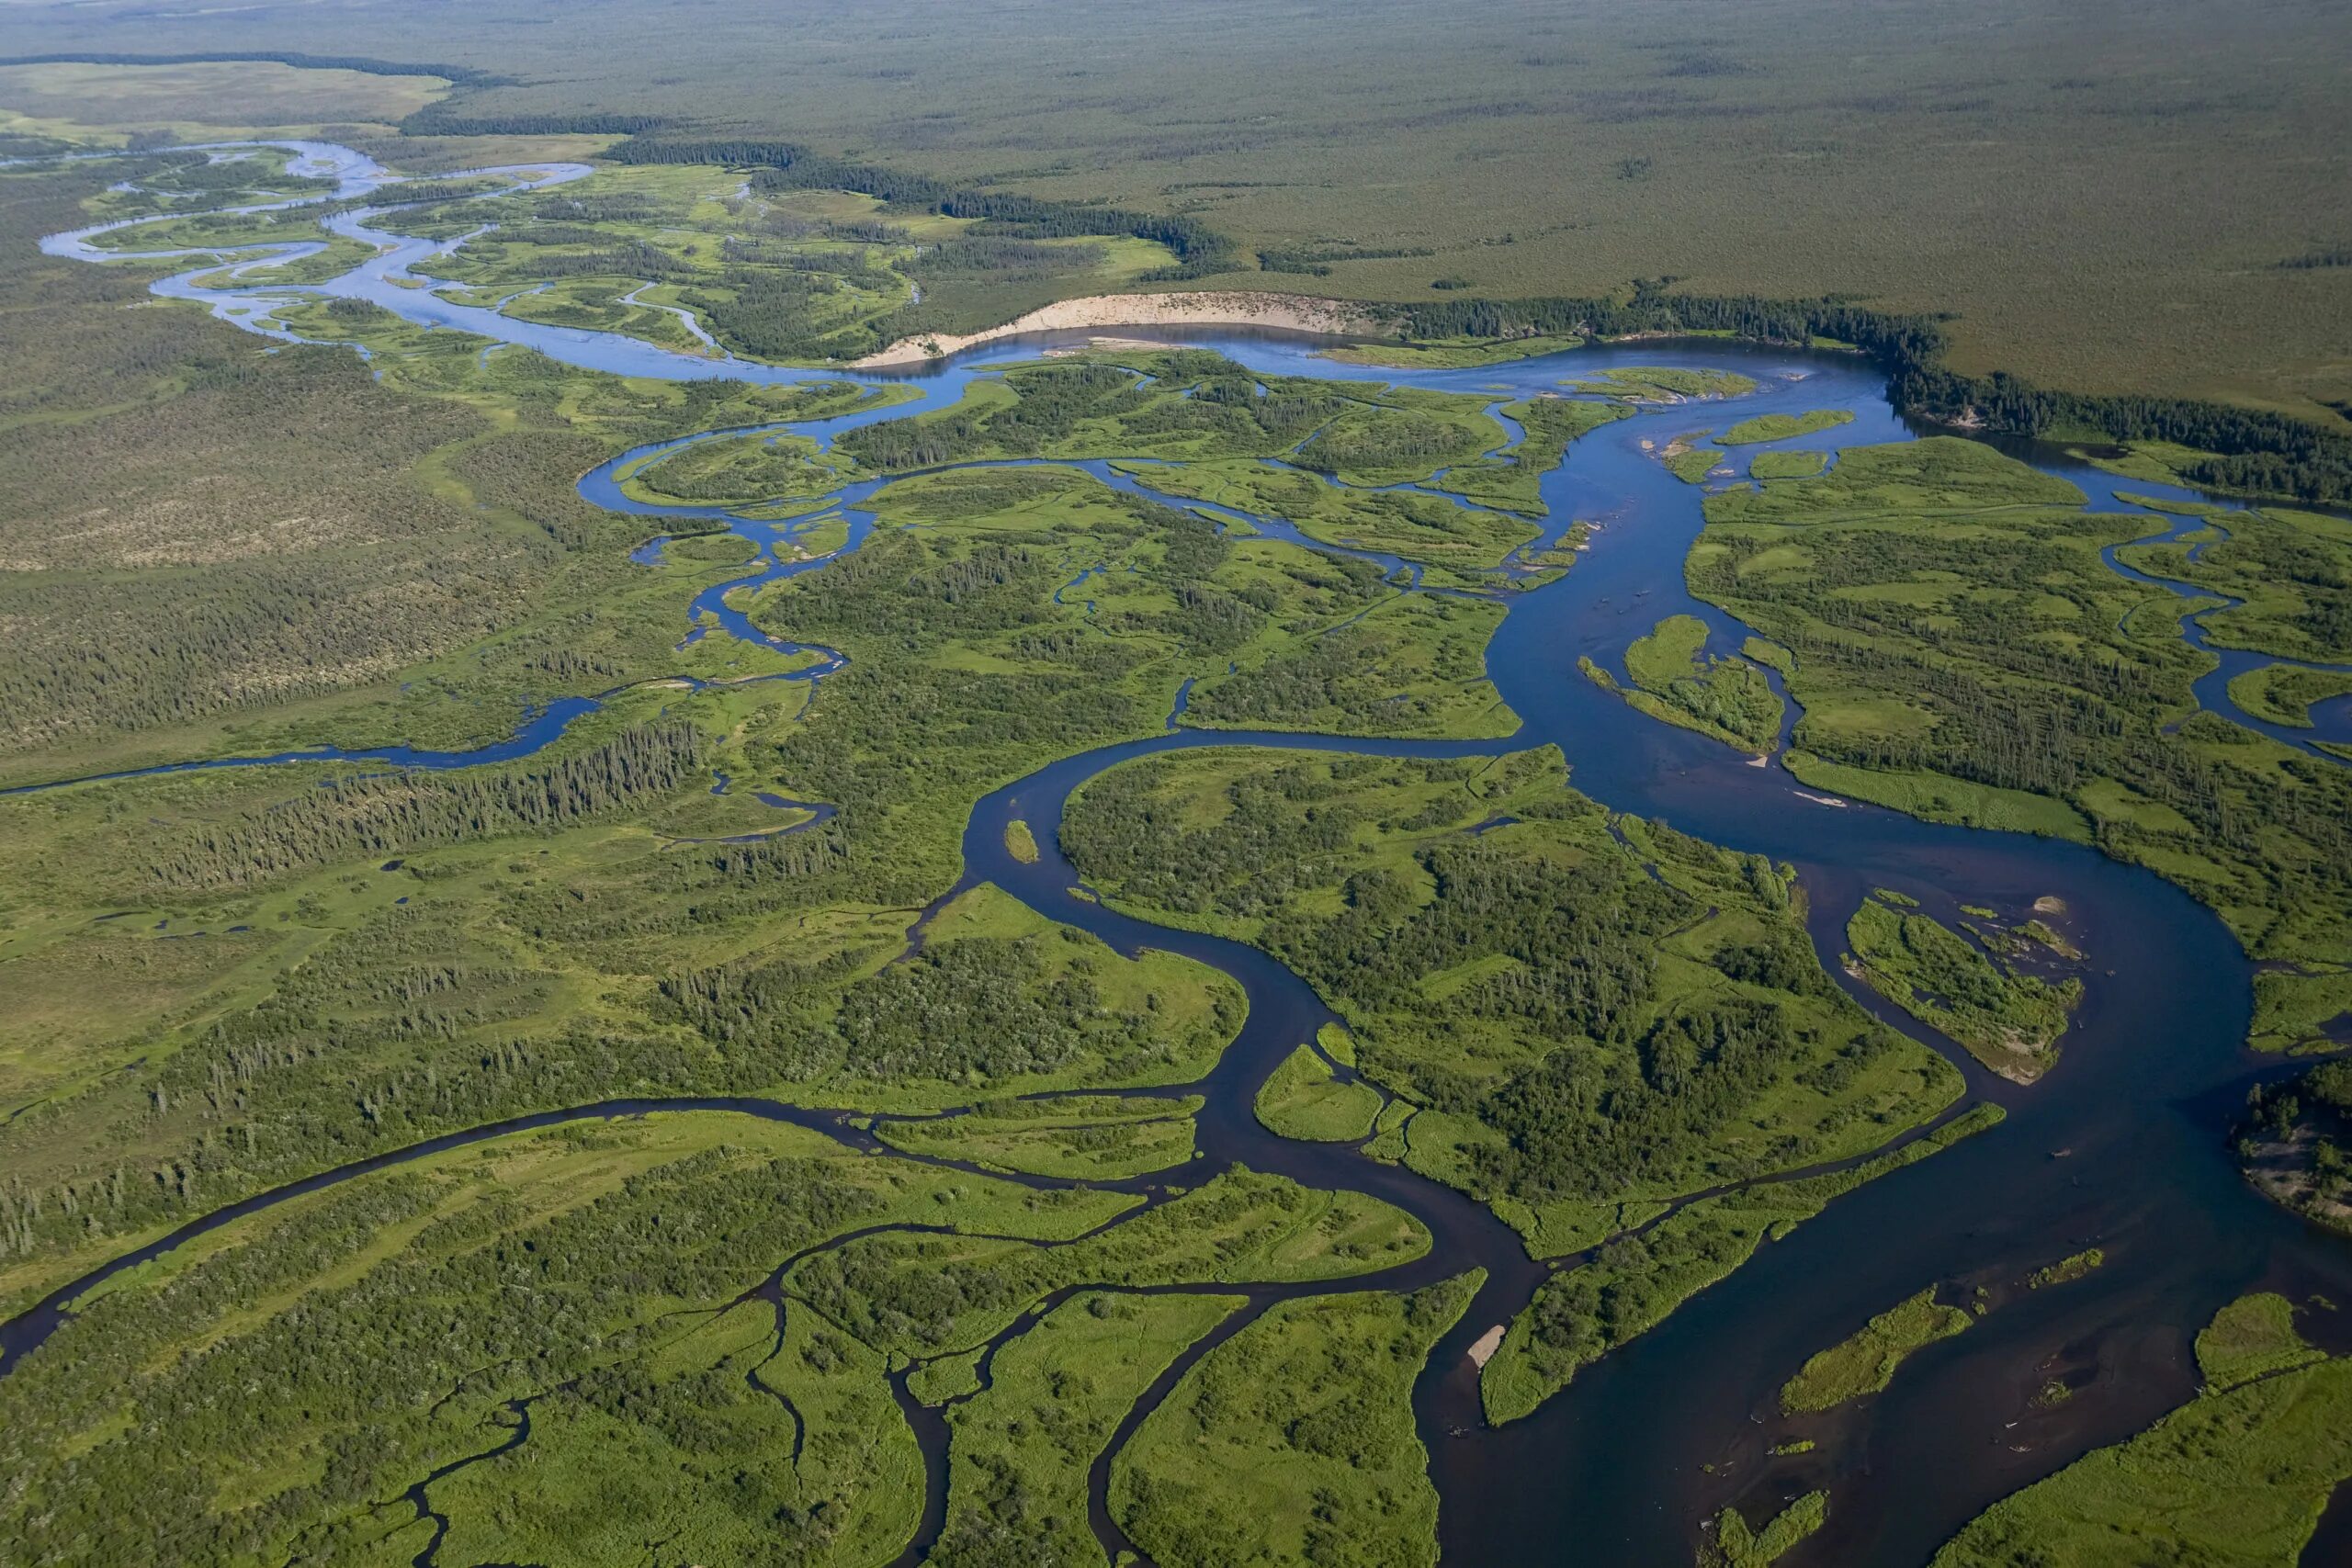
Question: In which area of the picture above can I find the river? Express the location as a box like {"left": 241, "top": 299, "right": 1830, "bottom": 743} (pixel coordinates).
{"left": 9, "top": 141, "right": 2352, "bottom": 1567}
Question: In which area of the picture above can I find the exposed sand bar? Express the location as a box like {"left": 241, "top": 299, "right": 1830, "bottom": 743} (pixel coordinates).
{"left": 850, "top": 290, "right": 1389, "bottom": 367}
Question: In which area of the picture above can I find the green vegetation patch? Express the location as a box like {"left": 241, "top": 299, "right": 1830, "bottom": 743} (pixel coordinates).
{"left": 1120, "top": 457, "right": 1543, "bottom": 564}
{"left": 1320, "top": 335, "right": 1585, "bottom": 370}
{"left": 380, "top": 163, "right": 1181, "bottom": 365}
{"left": 1662, "top": 429, "right": 1727, "bottom": 483}
{"left": 0, "top": 1112, "right": 1131, "bottom": 1567}
{"left": 1437, "top": 395, "right": 1633, "bottom": 516}
{"left": 1935, "top": 1298, "right": 2352, "bottom": 1568}
{"left": 2197, "top": 1292, "right": 2325, "bottom": 1391}
{"left": 836, "top": 353, "right": 1513, "bottom": 503}
{"left": 1844, "top": 894, "right": 2083, "bottom": 1082}
{"left": 1748, "top": 448, "right": 1829, "bottom": 479}
{"left": 1255, "top": 1043, "right": 1383, "bottom": 1141}
{"left": 1780, "top": 1286, "right": 1973, "bottom": 1412}
{"left": 2239, "top": 1059, "right": 2352, "bottom": 1232}
{"left": 1294, "top": 383, "right": 1513, "bottom": 487}
{"left": 934, "top": 1291, "right": 1241, "bottom": 1567}
{"left": 2115, "top": 502, "right": 2352, "bottom": 665}
{"left": 1582, "top": 613, "right": 1784, "bottom": 753}
{"left": 1479, "top": 1105, "right": 2001, "bottom": 1423}
{"left": 875, "top": 1094, "right": 1203, "bottom": 1179}
{"left": 787, "top": 1165, "right": 1429, "bottom": 1358}
{"left": 625, "top": 423, "right": 877, "bottom": 505}
{"left": 1112, "top": 1271, "right": 1481, "bottom": 1568}
{"left": 1720, "top": 410, "right": 1856, "bottom": 446}
{"left": 2027, "top": 1248, "right": 2107, "bottom": 1289}
{"left": 1571, "top": 366, "right": 1758, "bottom": 401}
{"left": 1065, "top": 747, "right": 1962, "bottom": 1250}
{"left": 1702, "top": 1492, "right": 1828, "bottom": 1568}
{"left": 2227, "top": 663, "right": 2352, "bottom": 728}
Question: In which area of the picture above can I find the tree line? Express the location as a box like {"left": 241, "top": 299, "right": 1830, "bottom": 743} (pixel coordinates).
{"left": 145, "top": 721, "right": 706, "bottom": 890}
{"left": 1396, "top": 279, "right": 2352, "bottom": 503}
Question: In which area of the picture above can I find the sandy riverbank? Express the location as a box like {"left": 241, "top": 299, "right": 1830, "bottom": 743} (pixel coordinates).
{"left": 848, "top": 290, "right": 1389, "bottom": 367}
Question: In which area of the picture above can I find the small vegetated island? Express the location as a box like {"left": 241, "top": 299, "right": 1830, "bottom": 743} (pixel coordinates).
{"left": 0, "top": 44, "right": 2349, "bottom": 1568}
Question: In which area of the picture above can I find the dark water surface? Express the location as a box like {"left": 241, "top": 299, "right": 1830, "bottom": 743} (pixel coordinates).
{"left": 16, "top": 144, "right": 2352, "bottom": 1566}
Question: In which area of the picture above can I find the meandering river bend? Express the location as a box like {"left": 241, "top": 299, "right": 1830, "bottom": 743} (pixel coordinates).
{"left": 10, "top": 142, "right": 2352, "bottom": 1566}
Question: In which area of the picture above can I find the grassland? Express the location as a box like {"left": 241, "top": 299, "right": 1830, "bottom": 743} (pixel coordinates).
{"left": 935, "top": 1291, "right": 1242, "bottom": 1567}
{"left": 1254, "top": 1043, "right": 1383, "bottom": 1142}
{"left": 875, "top": 1092, "right": 1203, "bottom": 1179}
{"left": 1571, "top": 367, "right": 1758, "bottom": 402}
{"left": 0, "top": 1086, "right": 1433, "bottom": 1565}
{"left": 1933, "top": 1295, "right": 2352, "bottom": 1567}
{"left": 3, "top": 43, "right": 2346, "bottom": 1564}
{"left": 1779, "top": 1286, "right": 1973, "bottom": 1412}
{"left": 380, "top": 162, "right": 1182, "bottom": 364}
{"left": 2227, "top": 664, "right": 2352, "bottom": 728}
{"left": 6, "top": 1, "right": 2350, "bottom": 419}
{"left": 1702, "top": 1493, "right": 1828, "bottom": 1568}
{"left": 0, "top": 159, "right": 939, "bottom": 781}
{"left": 1111, "top": 1271, "right": 1481, "bottom": 1568}
{"left": 1720, "top": 410, "right": 1855, "bottom": 446}
{"left": 1580, "top": 613, "right": 1784, "bottom": 753}
{"left": 1064, "top": 746, "right": 1962, "bottom": 1258}
{"left": 1120, "top": 455, "right": 1543, "bottom": 569}
{"left": 1843, "top": 894, "right": 2083, "bottom": 1082}
{"left": 1476, "top": 1105, "right": 2002, "bottom": 1424}
{"left": 1687, "top": 435, "right": 2352, "bottom": 1054}
{"left": 2, "top": 157, "right": 1620, "bottom": 1333}
{"left": 0, "top": 59, "right": 449, "bottom": 144}
{"left": 0, "top": 1111, "right": 1138, "bottom": 1567}
{"left": 1749, "top": 449, "right": 1828, "bottom": 480}
{"left": 786, "top": 1166, "right": 1429, "bottom": 1359}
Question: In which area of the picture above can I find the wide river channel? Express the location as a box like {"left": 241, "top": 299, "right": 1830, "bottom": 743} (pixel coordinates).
{"left": 10, "top": 142, "right": 2352, "bottom": 1566}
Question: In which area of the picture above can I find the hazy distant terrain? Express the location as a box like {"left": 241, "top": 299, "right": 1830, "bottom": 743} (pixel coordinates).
{"left": 6, "top": 0, "right": 2348, "bottom": 418}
